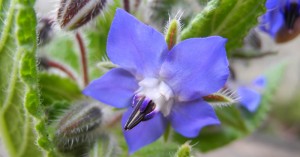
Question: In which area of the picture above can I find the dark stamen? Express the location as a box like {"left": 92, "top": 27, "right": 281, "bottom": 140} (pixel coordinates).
{"left": 124, "top": 96, "right": 156, "bottom": 130}
{"left": 283, "top": 2, "right": 300, "bottom": 30}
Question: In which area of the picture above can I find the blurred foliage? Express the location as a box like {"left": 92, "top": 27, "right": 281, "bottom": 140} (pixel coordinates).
{"left": 272, "top": 88, "right": 300, "bottom": 134}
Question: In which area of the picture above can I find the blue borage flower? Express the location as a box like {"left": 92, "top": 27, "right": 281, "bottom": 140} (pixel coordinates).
{"left": 83, "top": 9, "right": 229, "bottom": 153}
{"left": 260, "top": 0, "right": 300, "bottom": 42}
{"left": 238, "top": 76, "right": 267, "bottom": 112}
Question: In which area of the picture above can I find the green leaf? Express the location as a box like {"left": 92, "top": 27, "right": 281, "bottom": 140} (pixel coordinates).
{"left": 130, "top": 140, "right": 179, "bottom": 157}
{"left": 181, "top": 0, "right": 266, "bottom": 52}
{"left": 0, "top": 0, "right": 43, "bottom": 156}
{"left": 173, "top": 63, "right": 286, "bottom": 152}
{"left": 39, "top": 73, "right": 82, "bottom": 104}
{"left": 36, "top": 73, "right": 82, "bottom": 155}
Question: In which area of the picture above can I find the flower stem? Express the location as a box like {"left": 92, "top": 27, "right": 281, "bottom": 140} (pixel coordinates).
{"left": 123, "top": 0, "right": 130, "bottom": 12}
{"left": 163, "top": 124, "right": 171, "bottom": 142}
{"left": 75, "top": 32, "right": 89, "bottom": 86}
{"left": 47, "top": 60, "right": 77, "bottom": 81}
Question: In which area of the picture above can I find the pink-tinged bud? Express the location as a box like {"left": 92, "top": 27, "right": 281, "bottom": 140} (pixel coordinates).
{"left": 57, "top": 0, "right": 107, "bottom": 31}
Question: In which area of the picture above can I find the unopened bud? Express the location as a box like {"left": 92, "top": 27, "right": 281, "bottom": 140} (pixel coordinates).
{"left": 37, "top": 17, "right": 54, "bottom": 46}
{"left": 164, "top": 12, "right": 182, "bottom": 50}
{"left": 57, "top": 0, "right": 107, "bottom": 30}
{"left": 175, "top": 141, "right": 192, "bottom": 157}
{"left": 54, "top": 101, "right": 102, "bottom": 154}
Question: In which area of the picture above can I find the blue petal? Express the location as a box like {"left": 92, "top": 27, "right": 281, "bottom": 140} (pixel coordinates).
{"left": 238, "top": 87, "right": 261, "bottom": 112}
{"left": 266, "top": 0, "right": 279, "bottom": 9}
{"left": 169, "top": 99, "right": 220, "bottom": 137}
{"left": 160, "top": 37, "right": 229, "bottom": 101}
{"left": 260, "top": 0, "right": 284, "bottom": 38}
{"left": 122, "top": 108, "right": 167, "bottom": 154}
{"left": 253, "top": 76, "right": 267, "bottom": 88}
{"left": 107, "top": 9, "right": 168, "bottom": 79}
{"left": 83, "top": 68, "right": 138, "bottom": 108}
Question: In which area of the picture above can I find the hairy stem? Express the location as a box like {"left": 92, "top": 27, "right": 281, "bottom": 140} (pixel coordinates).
{"left": 47, "top": 60, "right": 77, "bottom": 81}
{"left": 75, "top": 32, "right": 89, "bottom": 86}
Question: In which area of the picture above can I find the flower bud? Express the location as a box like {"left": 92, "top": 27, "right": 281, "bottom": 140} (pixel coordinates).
{"left": 164, "top": 12, "right": 182, "bottom": 50}
{"left": 37, "top": 17, "right": 54, "bottom": 46}
{"left": 54, "top": 101, "right": 103, "bottom": 154}
{"left": 57, "top": 0, "right": 107, "bottom": 31}
{"left": 175, "top": 141, "right": 192, "bottom": 157}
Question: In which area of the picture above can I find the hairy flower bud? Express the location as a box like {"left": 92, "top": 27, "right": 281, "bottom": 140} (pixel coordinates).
{"left": 54, "top": 101, "right": 103, "bottom": 154}
{"left": 37, "top": 18, "right": 54, "bottom": 46}
{"left": 175, "top": 141, "right": 192, "bottom": 157}
{"left": 164, "top": 12, "right": 182, "bottom": 50}
{"left": 57, "top": 0, "right": 107, "bottom": 30}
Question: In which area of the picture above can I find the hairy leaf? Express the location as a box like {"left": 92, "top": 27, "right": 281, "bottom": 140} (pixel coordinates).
{"left": 181, "top": 0, "right": 266, "bottom": 52}
{"left": 36, "top": 73, "right": 82, "bottom": 155}
{"left": 0, "top": 0, "right": 43, "bottom": 156}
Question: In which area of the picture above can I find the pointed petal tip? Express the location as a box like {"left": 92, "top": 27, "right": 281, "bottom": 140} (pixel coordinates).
{"left": 82, "top": 68, "right": 138, "bottom": 108}
{"left": 108, "top": 7, "right": 167, "bottom": 77}
{"left": 208, "top": 36, "right": 228, "bottom": 43}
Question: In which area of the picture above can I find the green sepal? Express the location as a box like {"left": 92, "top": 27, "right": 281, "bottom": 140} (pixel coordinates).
{"left": 165, "top": 19, "right": 181, "bottom": 50}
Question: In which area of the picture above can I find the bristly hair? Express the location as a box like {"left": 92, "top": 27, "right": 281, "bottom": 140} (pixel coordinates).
{"left": 204, "top": 88, "right": 239, "bottom": 108}
{"left": 163, "top": 10, "right": 184, "bottom": 36}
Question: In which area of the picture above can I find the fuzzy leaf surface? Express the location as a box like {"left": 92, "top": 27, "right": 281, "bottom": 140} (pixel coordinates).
{"left": 181, "top": 0, "right": 266, "bottom": 52}
{"left": 0, "top": 0, "right": 43, "bottom": 156}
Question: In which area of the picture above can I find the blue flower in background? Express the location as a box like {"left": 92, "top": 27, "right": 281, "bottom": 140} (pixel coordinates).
{"left": 238, "top": 76, "right": 267, "bottom": 112}
{"left": 83, "top": 9, "right": 229, "bottom": 153}
{"left": 260, "top": 0, "right": 300, "bottom": 42}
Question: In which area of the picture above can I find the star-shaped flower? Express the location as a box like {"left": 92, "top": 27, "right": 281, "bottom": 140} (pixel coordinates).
{"left": 83, "top": 9, "right": 229, "bottom": 153}
{"left": 260, "top": 0, "right": 300, "bottom": 42}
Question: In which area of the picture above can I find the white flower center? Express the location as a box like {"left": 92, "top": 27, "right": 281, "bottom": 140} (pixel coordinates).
{"left": 136, "top": 78, "right": 174, "bottom": 116}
